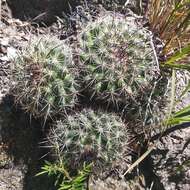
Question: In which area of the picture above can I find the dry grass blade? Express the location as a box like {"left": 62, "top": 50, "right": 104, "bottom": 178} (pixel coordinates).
{"left": 122, "top": 143, "right": 155, "bottom": 177}
{"left": 166, "top": 69, "right": 176, "bottom": 122}
{"left": 148, "top": 0, "right": 190, "bottom": 54}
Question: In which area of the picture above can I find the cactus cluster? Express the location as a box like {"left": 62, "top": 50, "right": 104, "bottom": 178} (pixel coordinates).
{"left": 78, "top": 13, "right": 159, "bottom": 106}
{"left": 11, "top": 10, "right": 165, "bottom": 186}
{"left": 48, "top": 109, "right": 128, "bottom": 170}
{"left": 12, "top": 36, "right": 78, "bottom": 119}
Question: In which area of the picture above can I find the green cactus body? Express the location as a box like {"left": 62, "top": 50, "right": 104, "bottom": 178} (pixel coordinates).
{"left": 48, "top": 109, "right": 128, "bottom": 170}
{"left": 78, "top": 13, "right": 159, "bottom": 106}
{"left": 12, "top": 36, "right": 78, "bottom": 119}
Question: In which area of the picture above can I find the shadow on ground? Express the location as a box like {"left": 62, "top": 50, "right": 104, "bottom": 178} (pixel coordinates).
{"left": 0, "top": 95, "right": 55, "bottom": 190}
{"left": 6, "top": 0, "right": 79, "bottom": 25}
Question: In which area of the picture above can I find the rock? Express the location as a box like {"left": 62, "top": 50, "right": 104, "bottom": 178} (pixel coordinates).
{"left": 0, "top": 56, "right": 9, "bottom": 62}
{"left": 7, "top": 47, "right": 17, "bottom": 58}
{"left": 89, "top": 175, "right": 146, "bottom": 190}
{"left": 152, "top": 127, "right": 190, "bottom": 190}
{"left": 0, "top": 38, "right": 9, "bottom": 46}
{"left": 0, "top": 167, "right": 25, "bottom": 190}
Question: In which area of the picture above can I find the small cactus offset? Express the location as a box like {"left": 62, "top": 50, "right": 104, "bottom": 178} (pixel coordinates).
{"left": 48, "top": 109, "right": 128, "bottom": 171}
{"left": 78, "top": 13, "right": 159, "bottom": 107}
{"left": 12, "top": 36, "right": 78, "bottom": 119}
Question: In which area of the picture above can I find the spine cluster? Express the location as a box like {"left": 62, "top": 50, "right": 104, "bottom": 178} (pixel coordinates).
{"left": 11, "top": 11, "right": 163, "bottom": 179}
{"left": 12, "top": 36, "right": 78, "bottom": 119}
{"left": 78, "top": 13, "right": 159, "bottom": 107}
{"left": 48, "top": 109, "right": 128, "bottom": 171}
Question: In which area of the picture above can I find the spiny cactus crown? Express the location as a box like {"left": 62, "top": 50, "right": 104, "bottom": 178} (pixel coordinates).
{"left": 78, "top": 13, "right": 159, "bottom": 106}
{"left": 12, "top": 36, "right": 78, "bottom": 119}
{"left": 48, "top": 109, "right": 128, "bottom": 169}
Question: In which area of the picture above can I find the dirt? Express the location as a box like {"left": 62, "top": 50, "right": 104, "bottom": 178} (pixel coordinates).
{"left": 152, "top": 127, "right": 190, "bottom": 190}
{"left": 0, "top": 0, "right": 190, "bottom": 190}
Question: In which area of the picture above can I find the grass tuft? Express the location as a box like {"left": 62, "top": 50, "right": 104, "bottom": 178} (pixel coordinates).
{"left": 148, "top": 0, "right": 190, "bottom": 54}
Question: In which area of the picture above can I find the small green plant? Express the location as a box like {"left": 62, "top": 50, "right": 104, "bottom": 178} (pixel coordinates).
{"left": 37, "top": 160, "right": 92, "bottom": 190}
{"left": 163, "top": 44, "right": 190, "bottom": 70}
{"left": 12, "top": 36, "right": 78, "bottom": 120}
{"left": 48, "top": 109, "right": 128, "bottom": 172}
{"left": 173, "top": 159, "right": 190, "bottom": 174}
{"left": 78, "top": 13, "right": 159, "bottom": 107}
{"left": 161, "top": 44, "right": 190, "bottom": 126}
{"left": 166, "top": 104, "right": 190, "bottom": 126}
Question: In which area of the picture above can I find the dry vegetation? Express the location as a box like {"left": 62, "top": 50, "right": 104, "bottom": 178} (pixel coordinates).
{"left": 148, "top": 0, "right": 190, "bottom": 54}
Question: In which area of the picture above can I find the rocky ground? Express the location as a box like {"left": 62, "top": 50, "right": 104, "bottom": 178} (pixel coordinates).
{"left": 0, "top": 0, "right": 190, "bottom": 190}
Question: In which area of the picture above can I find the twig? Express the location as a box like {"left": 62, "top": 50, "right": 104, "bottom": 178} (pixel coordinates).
{"left": 121, "top": 121, "right": 190, "bottom": 177}
{"left": 122, "top": 143, "right": 155, "bottom": 177}
{"left": 124, "top": 0, "right": 130, "bottom": 7}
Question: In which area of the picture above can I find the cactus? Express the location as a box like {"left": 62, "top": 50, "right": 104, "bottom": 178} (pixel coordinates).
{"left": 48, "top": 109, "right": 128, "bottom": 171}
{"left": 12, "top": 36, "right": 78, "bottom": 119}
{"left": 78, "top": 13, "right": 159, "bottom": 107}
